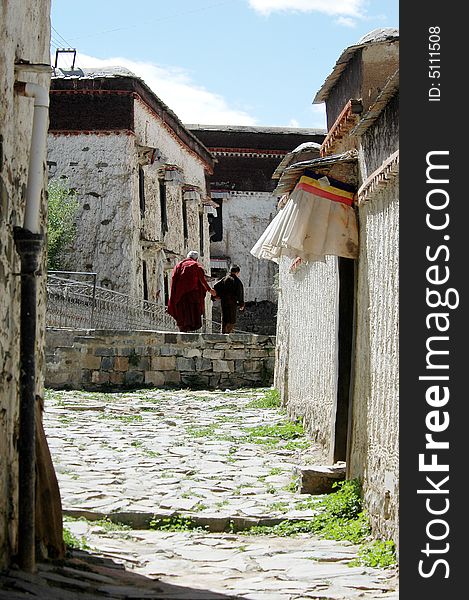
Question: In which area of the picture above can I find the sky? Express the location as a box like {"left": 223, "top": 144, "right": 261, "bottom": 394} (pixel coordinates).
{"left": 50, "top": 0, "right": 399, "bottom": 130}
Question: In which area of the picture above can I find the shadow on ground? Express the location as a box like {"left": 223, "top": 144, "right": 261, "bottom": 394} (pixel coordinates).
{"left": 0, "top": 549, "right": 243, "bottom": 599}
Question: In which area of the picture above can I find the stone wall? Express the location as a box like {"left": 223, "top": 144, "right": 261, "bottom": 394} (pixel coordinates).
{"left": 211, "top": 300, "right": 277, "bottom": 336}
{"left": 0, "top": 0, "right": 51, "bottom": 569}
{"left": 46, "top": 329, "right": 275, "bottom": 390}
{"left": 349, "top": 178, "right": 399, "bottom": 545}
{"left": 274, "top": 255, "right": 339, "bottom": 460}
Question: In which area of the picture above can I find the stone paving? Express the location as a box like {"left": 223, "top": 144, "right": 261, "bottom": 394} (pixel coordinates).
{"left": 44, "top": 387, "right": 324, "bottom": 524}
{"left": 18, "top": 386, "right": 399, "bottom": 599}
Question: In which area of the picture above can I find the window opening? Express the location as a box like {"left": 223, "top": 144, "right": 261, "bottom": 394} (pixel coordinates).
{"left": 182, "top": 199, "right": 188, "bottom": 241}
{"left": 199, "top": 213, "right": 205, "bottom": 257}
{"left": 139, "top": 167, "right": 145, "bottom": 218}
{"left": 164, "top": 271, "right": 170, "bottom": 305}
{"left": 142, "top": 261, "right": 149, "bottom": 300}
{"left": 208, "top": 197, "right": 223, "bottom": 241}
{"left": 159, "top": 179, "right": 168, "bottom": 236}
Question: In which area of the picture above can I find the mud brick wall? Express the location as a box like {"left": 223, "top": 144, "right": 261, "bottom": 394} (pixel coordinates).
{"left": 46, "top": 328, "right": 275, "bottom": 390}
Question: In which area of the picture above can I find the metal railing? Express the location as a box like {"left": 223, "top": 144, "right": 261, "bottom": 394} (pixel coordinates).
{"left": 46, "top": 271, "right": 178, "bottom": 331}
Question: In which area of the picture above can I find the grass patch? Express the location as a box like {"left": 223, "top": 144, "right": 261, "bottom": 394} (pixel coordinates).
{"left": 283, "top": 439, "right": 311, "bottom": 450}
{"left": 58, "top": 415, "right": 73, "bottom": 424}
{"left": 215, "top": 415, "right": 237, "bottom": 423}
{"left": 268, "top": 467, "right": 283, "bottom": 476}
{"left": 93, "top": 518, "right": 131, "bottom": 532}
{"left": 241, "top": 479, "right": 371, "bottom": 546}
{"left": 294, "top": 496, "right": 322, "bottom": 511}
{"left": 210, "top": 403, "right": 239, "bottom": 411}
{"left": 283, "top": 476, "right": 299, "bottom": 493}
{"left": 186, "top": 424, "right": 218, "bottom": 437}
{"left": 115, "top": 414, "right": 143, "bottom": 423}
{"left": 146, "top": 449, "right": 161, "bottom": 457}
{"left": 349, "top": 540, "right": 397, "bottom": 568}
{"left": 63, "top": 527, "right": 90, "bottom": 550}
{"left": 268, "top": 501, "right": 290, "bottom": 512}
{"left": 244, "top": 418, "right": 305, "bottom": 445}
{"left": 149, "top": 515, "right": 208, "bottom": 532}
{"left": 246, "top": 388, "right": 281, "bottom": 409}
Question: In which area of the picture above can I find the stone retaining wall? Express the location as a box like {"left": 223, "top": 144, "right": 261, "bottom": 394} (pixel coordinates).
{"left": 211, "top": 300, "right": 277, "bottom": 336}
{"left": 46, "top": 328, "right": 275, "bottom": 390}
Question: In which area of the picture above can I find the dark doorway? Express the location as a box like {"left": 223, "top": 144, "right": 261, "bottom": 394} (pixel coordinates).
{"left": 332, "top": 257, "right": 355, "bottom": 463}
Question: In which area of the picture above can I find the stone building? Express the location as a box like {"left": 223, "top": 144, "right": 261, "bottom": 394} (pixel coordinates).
{"left": 1, "top": 0, "right": 63, "bottom": 570}
{"left": 254, "top": 29, "right": 399, "bottom": 545}
{"left": 188, "top": 125, "right": 325, "bottom": 334}
{"left": 47, "top": 68, "right": 215, "bottom": 320}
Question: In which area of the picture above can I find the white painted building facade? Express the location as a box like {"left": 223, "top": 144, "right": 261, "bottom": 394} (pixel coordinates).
{"left": 48, "top": 68, "right": 215, "bottom": 322}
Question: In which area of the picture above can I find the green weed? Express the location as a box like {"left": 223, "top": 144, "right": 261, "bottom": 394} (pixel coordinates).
{"left": 244, "top": 418, "right": 305, "bottom": 446}
{"left": 246, "top": 388, "right": 281, "bottom": 409}
{"left": 268, "top": 467, "right": 283, "bottom": 476}
{"left": 63, "top": 527, "right": 90, "bottom": 550}
{"left": 94, "top": 518, "right": 131, "bottom": 532}
{"left": 294, "top": 496, "right": 321, "bottom": 511}
{"left": 186, "top": 424, "right": 217, "bottom": 437}
{"left": 241, "top": 479, "right": 371, "bottom": 545}
{"left": 144, "top": 449, "right": 161, "bottom": 457}
{"left": 268, "top": 501, "right": 290, "bottom": 512}
{"left": 116, "top": 414, "right": 143, "bottom": 423}
{"left": 283, "top": 476, "right": 299, "bottom": 493}
{"left": 149, "top": 515, "right": 208, "bottom": 532}
{"left": 211, "top": 403, "right": 239, "bottom": 411}
{"left": 349, "top": 540, "right": 397, "bottom": 568}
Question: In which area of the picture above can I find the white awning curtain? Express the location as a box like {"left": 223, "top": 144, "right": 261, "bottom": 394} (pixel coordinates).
{"left": 251, "top": 171, "right": 358, "bottom": 264}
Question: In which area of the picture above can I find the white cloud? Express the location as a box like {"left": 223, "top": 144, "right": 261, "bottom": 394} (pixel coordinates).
{"left": 72, "top": 53, "right": 257, "bottom": 126}
{"left": 248, "top": 0, "right": 366, "bottom": 19}
{"left": 336, "top": 16, "right": 357, "bottom": 27}
{"left": 288, "top": 118, "right": 300, "bottom": 127}
{"left": 309, "top": 104, "right": 327, "bottom": 129}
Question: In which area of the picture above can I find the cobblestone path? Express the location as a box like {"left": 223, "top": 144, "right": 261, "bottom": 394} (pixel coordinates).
{"left": 28, "top": 387, "right": 399, "bottom": 599}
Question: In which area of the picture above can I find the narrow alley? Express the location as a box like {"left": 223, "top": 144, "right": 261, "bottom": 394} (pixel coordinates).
{"left": 1, "top": 387, "right": 398, "bottom": 599}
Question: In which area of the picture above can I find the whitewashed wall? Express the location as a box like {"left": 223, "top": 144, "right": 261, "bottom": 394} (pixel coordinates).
{"left": 133, "top": 99, "right": 212, "bottom": 322}
{"left": 47, "top": 133, "right": 141, "bottom": 295}
{"left": 0, "top": 0, "right": 51, "bottom": 569}
{"left": 274, "top": 255, "right": 339, "bottom": 456}
{"left": 349, "top": 179, "right": 399, "bottom": 543}
{"left": 134, "top": 99, "right": 211, "bottom": 264}
{"left": 211, "top": 191, "right": 278, "bottom": 302}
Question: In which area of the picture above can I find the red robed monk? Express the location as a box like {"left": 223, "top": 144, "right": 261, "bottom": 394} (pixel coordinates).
{"left": 167, "top": 251, "right": 216, "bottom": 332}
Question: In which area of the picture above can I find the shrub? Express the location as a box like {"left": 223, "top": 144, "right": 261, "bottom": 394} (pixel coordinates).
{"left": 47, "top": 178, "right": 79, "bottom": 270}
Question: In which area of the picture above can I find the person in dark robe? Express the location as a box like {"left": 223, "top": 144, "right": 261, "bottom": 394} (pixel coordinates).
{"left": 167, "top": 251, "right": 216, "bottom": 332}
{"left": 213, "top": 264, "right": 245, "bottom": 334}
